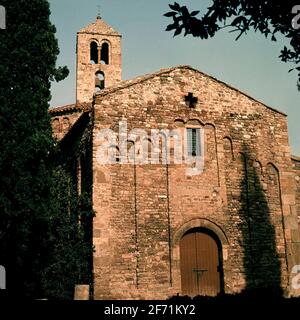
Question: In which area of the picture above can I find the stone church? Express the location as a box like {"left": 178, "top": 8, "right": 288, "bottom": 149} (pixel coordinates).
{"left": 50, "top": 16, "right": 300, "bottom": 299}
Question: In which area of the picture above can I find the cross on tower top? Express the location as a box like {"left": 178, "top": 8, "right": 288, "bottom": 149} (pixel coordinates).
{"left": 185, "top": 92, "right": 198, "bottom": 108}
{"left": 97, "top": 5, "right": 101, "bottom": 19}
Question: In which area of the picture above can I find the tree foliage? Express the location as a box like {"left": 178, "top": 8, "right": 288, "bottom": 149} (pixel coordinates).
{"left": 165, "top": 1, "right": 300, "bottom": 88}
{"left": 0, "top": 0, "right": 93, "bottom": 299}
{"left": 41, "top": 167, "right": 94, "bottom": 300}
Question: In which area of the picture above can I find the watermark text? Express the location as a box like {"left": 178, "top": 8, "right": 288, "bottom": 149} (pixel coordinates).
{"left": 292, "top": 5, "right": 300, "bottom": 29}
{"left": 95, "top": 119, "right": 205, "bottom": 176}
{"left": 0, "top": 5, "right": 6, "bottom": 30}
{"left": 291, "top": 265, "right": 300, "bottom": 289}
{"left": 0, "top": 265, "right": 6, "bottom": 290}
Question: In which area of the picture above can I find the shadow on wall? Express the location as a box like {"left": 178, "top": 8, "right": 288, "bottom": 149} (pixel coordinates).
{"left": 238, "top": 144, "right": 283, "bottom": 295}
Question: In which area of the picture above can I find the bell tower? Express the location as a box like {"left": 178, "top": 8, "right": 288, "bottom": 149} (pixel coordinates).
{"left": 76, "top": 15, "right": 122, "bottom": 103}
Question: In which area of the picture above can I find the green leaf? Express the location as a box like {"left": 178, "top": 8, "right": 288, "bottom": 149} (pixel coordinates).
{"left": 231, "top": 16, "right": 245, "bottom": 26}
{"left": 169, "top": 2, "right": 181, "bottom": 11}
{"left": 174, "top": 26, "right": 183, "bottom": 36}
{"left": 191, "top": 11, "right": 200, "bottom": 16}
{"left": 180, "top": 6, "right": 190, "bottom": 17}
{"left": 166, "top": 23, "right": 177, "bottom": 31}
{"left": 164, "top": 12, "right": 177, "bottom": 17}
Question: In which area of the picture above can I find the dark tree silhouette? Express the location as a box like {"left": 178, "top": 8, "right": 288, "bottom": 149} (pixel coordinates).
{"left": 165, "top": 1, "right": 300, "bottom": 89}
{"left": 0, "top": 0, "right": 93, "bottom": 300}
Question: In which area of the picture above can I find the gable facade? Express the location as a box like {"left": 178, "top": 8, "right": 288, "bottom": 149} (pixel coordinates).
{"left": 51, "top": 18, "right": 300, "bottom": 300}
{"left": 91, "top": 66, "right": 299, "bottom": 299}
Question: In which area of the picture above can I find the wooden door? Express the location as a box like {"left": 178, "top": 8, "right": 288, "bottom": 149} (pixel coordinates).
{"left": 180, "top": 230, "right": 221, "bottom": 297}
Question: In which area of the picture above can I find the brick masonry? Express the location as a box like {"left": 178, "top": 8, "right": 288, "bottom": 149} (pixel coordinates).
{"left": 91, "top": 66, "right": 300, "bottom": 299}
{"left": 76, "top": 17, "right": 122, "bottom": 103}
{"left": 50, "top": 18, "right": 300, "bottom": 300}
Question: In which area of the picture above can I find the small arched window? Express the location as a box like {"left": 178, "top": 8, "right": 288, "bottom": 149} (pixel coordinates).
{"left": 52, "top": 118, "right": 61, "bottom": 133}
{"left": 62, "top": 117, "right": 70, "bottom": 131}
{"left": 95, "top": 71, "right": 105, "bottom": 92}
{"left": 90, "top": 41, "right": 99, "bottom": 64}
{"left": 100, "top": 42, "right": 109, "bottom": 64}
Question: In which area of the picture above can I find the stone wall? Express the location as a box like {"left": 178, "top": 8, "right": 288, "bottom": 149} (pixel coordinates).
{"left": 51, "top": 107, "right": 83, "bottom": 141}
{"left": 290, "top": 156, "right": 300, "bottom": 294}
{"left": 292, "top": 156, "right": 300, "bottom": 223}
{"left": 76, "top": 19, "right": 122, "bottom": 103}
{"left": 91, "top": 66, "right": 299, "bottom": 299}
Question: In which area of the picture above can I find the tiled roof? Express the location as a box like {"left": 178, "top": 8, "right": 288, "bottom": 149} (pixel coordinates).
{"left": 49, "top": 103, "right": 91, "bottom": 115}
{"left": 78, "top": 17, "right": 121, "bottom": 36}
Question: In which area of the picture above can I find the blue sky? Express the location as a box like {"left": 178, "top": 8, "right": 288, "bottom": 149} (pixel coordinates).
{"left": 49, "top": 0, "right": 300, "bottom": 155}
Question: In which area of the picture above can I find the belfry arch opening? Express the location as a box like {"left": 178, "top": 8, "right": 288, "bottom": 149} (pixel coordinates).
{"left": 95, "top": 71, "right": 105, "bottom": 92}
{"left": 179, "top": 227, "right": 224, "bottom": 297}
{"left": 101, "top": 42, "right": 109, "bottom": 65}
{"left": 90, "top": 41, "right": 99, "bottom": 64}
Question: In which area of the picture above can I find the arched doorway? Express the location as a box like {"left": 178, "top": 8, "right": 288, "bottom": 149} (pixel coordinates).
{"left": 180, "top": 228, "right": 223, "bottom": 297}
